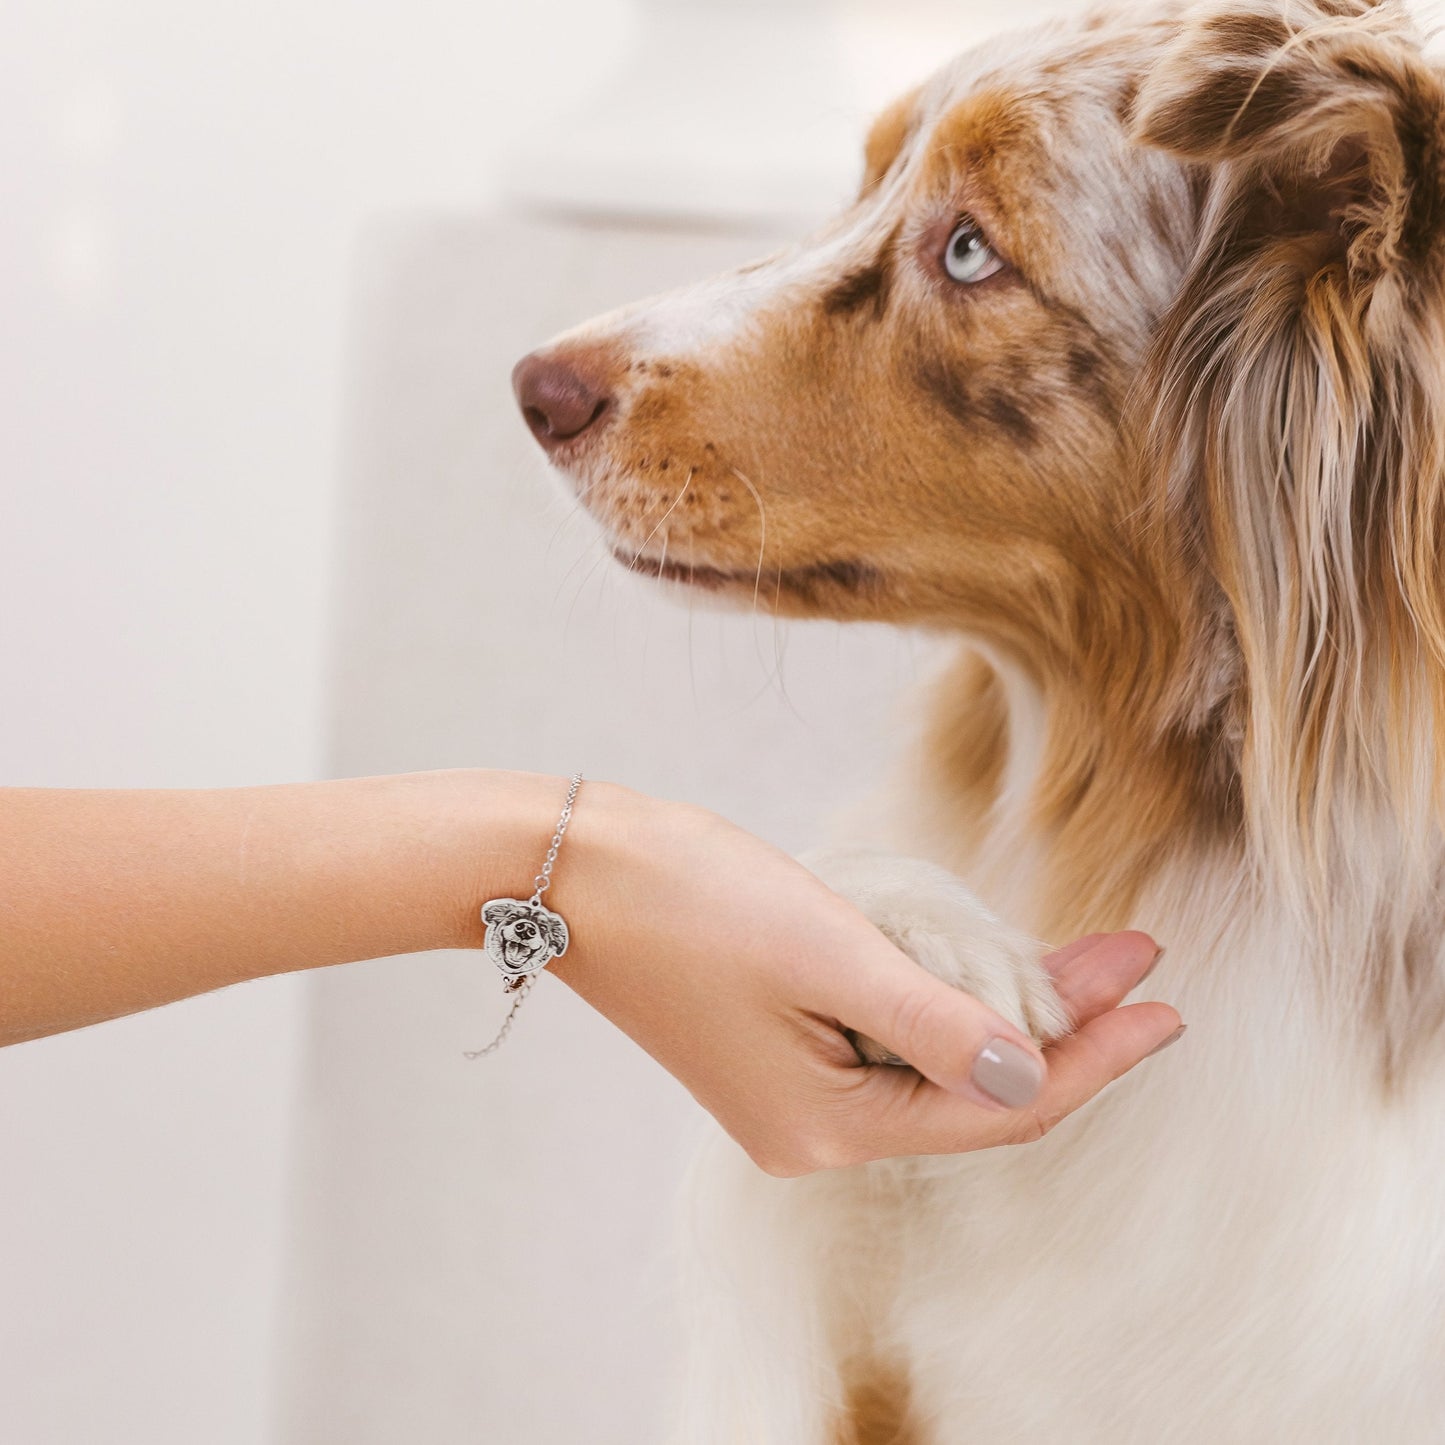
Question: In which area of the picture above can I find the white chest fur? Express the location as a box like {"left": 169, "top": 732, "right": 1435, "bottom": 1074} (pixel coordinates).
{"left": 676, "top": 829, "right": 1445, "bottom": 1444}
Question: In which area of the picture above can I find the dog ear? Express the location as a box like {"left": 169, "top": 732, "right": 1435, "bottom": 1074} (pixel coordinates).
{"left": 1135, "top": 0, "right": 1445, "bottom": 286}
{"left": 1133, "top": 1, "right": 1445, "bottom": 907}
{"left": 543, "top": 912, "right": 569, "bottom": 957}
{"left": 481, "top": 900, "right": 522, "bottom": 928}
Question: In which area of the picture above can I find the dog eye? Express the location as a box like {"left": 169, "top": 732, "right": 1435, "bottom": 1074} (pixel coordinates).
{"left": 943, "top": 219, "right": 1003, "bottom": 284}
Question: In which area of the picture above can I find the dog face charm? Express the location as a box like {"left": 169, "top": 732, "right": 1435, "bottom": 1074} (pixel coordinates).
{"left": 481, "top": 897, "right": 570, "bottom": 983}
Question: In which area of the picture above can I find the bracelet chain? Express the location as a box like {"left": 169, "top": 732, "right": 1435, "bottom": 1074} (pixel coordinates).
{"left": 465, "top": 772, "right": 582, "bottom": 1059}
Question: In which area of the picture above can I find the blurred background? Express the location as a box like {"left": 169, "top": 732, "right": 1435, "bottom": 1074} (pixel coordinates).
{"left": 0, "top": 1, "right": 1073, "bottom": 1440}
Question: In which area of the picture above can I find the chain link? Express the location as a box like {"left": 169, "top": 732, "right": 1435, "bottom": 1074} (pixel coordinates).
{"left": 529, "top": 771, "right": 582, "bottom": 903}
{"left": 463, "top": 976, "right": 534, "bottom": 1059}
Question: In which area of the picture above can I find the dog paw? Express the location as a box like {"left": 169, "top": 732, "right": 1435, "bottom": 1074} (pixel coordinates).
{"left": 802, "top": 848, "right": 1069, "bottom": 1063}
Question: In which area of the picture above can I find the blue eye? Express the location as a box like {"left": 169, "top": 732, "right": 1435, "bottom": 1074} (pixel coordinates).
{"left": 944, "top": 219, "right": 1004, "bottom": 283}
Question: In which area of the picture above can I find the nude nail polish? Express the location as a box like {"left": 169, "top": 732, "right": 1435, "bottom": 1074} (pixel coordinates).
{"left": 971, "top": 1037, "right": 1046, "bottom": 1109}
{"left": 1147, "top": 1024, "right": 1187, "bottom": 1057}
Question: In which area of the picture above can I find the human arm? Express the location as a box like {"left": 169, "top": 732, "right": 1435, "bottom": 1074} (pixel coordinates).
{"left": 0, "top": 771, "right": 1181, "bottom": 1170}
{"left": 0, "top": 771, "right": 555, "bottom": 1043}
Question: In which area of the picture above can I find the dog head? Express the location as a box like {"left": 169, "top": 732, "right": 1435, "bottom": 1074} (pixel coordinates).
{"left": 514, "top": 5, "right": 1198, "bottom": 636}
{"left": 516, "top": 0, "right": 1445, "bottom": 917}
{"left": 481, "top": 898, "right": 570, "bottom": 976}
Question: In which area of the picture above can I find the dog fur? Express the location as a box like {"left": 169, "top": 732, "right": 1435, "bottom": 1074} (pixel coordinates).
{"left": 518, "top": 1, "right": 1445, "bottom": 1438}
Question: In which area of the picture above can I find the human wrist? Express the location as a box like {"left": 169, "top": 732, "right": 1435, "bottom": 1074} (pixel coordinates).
{"left": 540, "top": 786, "right": 739, "bottom": 1004}
{"left": 424, "top": 768, "right": 648, "bottom": 960}
{"left": 417, "top": 769, "right": 563, "bottom": 950}
{"left": 527, "top": 776, "right": 655, "bottom": 982}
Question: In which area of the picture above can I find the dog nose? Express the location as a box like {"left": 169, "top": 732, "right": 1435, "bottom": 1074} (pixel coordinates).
{"left": 512, "top": 349, "right": 614, "bottom": 448}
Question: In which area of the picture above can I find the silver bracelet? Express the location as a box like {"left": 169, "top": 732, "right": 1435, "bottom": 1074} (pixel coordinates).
{"left": 464, "top": 772, "right": 582, "bottom": 1059}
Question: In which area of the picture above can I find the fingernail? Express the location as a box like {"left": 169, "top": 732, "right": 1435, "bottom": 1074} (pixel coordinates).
{"left": 971, "top": 1037, "right": 1046, "bottom": 1109}
{"left": 1139, "top": 945, "right": 1166, "bottom": 986}
{"left": 1147, "top": 1024, "right": 1187, "bottom": 1058}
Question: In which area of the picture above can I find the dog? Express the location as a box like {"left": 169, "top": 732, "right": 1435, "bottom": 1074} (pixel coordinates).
{"left": 513, "top": 1, "right": 1445, "bottom": 1439}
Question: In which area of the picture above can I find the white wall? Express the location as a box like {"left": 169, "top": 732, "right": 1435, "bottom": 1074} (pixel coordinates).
{"left": 0, "top": 4, "right": 632, "bottom": 1442}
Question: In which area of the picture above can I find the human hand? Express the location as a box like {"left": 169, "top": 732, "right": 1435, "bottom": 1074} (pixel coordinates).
{"left": 548, "top": 785, "right": 1183, "bottom": 1176}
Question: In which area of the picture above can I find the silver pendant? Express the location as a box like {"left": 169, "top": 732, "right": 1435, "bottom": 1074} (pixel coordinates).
{"left": 480, "top": 895, "right": 570, "bottom": 987}
{"left": 467, "top": 772, "right": 582, "bottom": 1059}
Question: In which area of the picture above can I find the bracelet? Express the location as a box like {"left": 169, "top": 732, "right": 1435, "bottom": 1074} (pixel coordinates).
{"left": 465, "top": 772, "right": 582, "bottom": 1059}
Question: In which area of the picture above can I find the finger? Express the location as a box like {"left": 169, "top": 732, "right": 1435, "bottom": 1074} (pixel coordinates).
{"left": 1039, "top": 932, "right": 1108, "bottom": 974}
{"left": 1045, "top": 930, "right": 1161, "bottom": 1030}
{"left": 838, "top": 955, "right": 1047, "bottom": 1109}
{"left": 847, "top": 1001, "right": 1182, "bottom": 1159}
{"left": 1026, "top": 1001, "right": 1184, "bottom": 1133}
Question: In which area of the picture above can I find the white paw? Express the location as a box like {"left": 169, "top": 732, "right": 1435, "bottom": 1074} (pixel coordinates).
{"left": 802, "top": 848, "right": 1069, "bottom": 1063}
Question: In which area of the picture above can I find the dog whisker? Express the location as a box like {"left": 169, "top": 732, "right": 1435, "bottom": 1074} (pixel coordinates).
{"left": 543, "top": 504, "right": 579, "bottom": 557}
{"left": 687, "top": 535, "right": 702, "bottom": 716}
{"left": 563, "top": 525, "right": 625, "bottom": 638}
{"left": 729, "top": 466, "right": 769, "bottom": 618}
{"left": 630, "top": 468, "right": 695, "bottom": 568}
{"left": 728, "top": 463, "right": 794, "bottom": 701}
